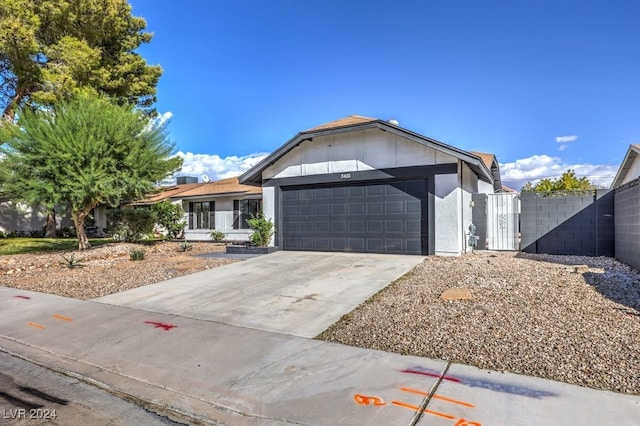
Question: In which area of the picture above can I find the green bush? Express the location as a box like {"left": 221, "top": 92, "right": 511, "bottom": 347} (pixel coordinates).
{"left": 129, "top": 248, "right": 146, "bottom": 261}
{"left": 151, "top": 200, "right": 186, "bottom": 239}
{"left": 246, "top": 212, "right": 275, "bottom": 247}
{"left": 107, "top": 208, "right": 157, "bottom": 242}
{"left": 210, "top": 230, "right": 226, "bottom": 242}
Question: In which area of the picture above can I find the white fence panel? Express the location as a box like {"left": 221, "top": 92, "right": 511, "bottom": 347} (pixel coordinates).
{"left": 487, "top": 193, "right": 520, "bottom": 250}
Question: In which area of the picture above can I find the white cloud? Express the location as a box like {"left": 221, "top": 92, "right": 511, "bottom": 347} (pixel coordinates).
{"left": 555, "top": 135, "right": 578, "bottom": 143}
{"left": 558, "top": 144, "right": 569, "bottom": 151}
{"left": 144, "top": 111, "right": 173, "bottom": 132}
{"left": 168, "top": 151, "right": 269, "bottom": 183}
{"left": 500, "top": 155, "right": 618, "bottom": 190}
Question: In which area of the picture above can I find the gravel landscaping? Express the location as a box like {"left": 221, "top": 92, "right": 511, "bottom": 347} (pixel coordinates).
{"left": 3, "top": 245, "right": 639, "bottom": 395}
{"left": 1, "top": 241, "right": 238, "bottom": 299}
{"left": 318, "top": 251, "right": 640, "bottom": 395}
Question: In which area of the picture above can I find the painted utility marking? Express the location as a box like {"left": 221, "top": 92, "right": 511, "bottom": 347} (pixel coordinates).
{"left": 14, "top": 295, "right": 31, "bottom": 300}
{"left": 144, "top": 321, "right": 177, "bottom": 331}
{"left": 53, "top": 314, "right": 73, "bottom": 322}
{"left": 402, "top": 365, "right": 556, "bottom": 398}
{"left": 401, "top": 367, "right": 462, "bottom": 383}
{"left": 391, "top": 400, "right": 457, "bottom": 420}
{"left": 399, "top": 387, "right": 475, "bottom": 408}
{"left": 453, "top": 420, "right": 482, "bottom": 426}
{"left": 27, "top": 322, "right": 45, "bottom": 330}
{"left": 354, "top": 394, "right": 386, "bottom": 406}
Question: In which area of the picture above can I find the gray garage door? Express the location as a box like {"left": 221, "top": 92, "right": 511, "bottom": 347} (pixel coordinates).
{"left": 281, "top": 179, "right": 428, "bottom": 254}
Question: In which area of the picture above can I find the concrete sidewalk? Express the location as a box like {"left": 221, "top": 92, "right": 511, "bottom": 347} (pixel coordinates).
{"left": 1, "top": 287, "right": 638, "bottom": 425}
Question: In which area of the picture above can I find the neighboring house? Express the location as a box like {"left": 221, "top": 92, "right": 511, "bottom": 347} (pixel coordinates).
{"left": 0, "top": 198, "right": 79, "bottom": 235}
{"left": 131, "top": 176, "right": 262, "bottom": 241}
{"left": 240, "top": 115, "right": 501, "bottom": 255}
{"left": 611, "top": 143, "right": 640, "bottom": 188}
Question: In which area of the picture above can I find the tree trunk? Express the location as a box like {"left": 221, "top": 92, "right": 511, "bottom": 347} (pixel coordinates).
{"left": 73, "top": 211, "right": 91, "bottom": 250}
{"left": 44, "top": 208, "right": 57, "bottom": 238}
{"left": 2, "top": 88, "right": 27, "bottom": 122}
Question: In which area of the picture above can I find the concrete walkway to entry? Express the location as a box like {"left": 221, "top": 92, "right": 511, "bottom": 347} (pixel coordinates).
{"left": 95, "top": 251, "right": 424, "bottom": 337}
{"left": 1, "top": 251, "right": 639, "bottom": 425}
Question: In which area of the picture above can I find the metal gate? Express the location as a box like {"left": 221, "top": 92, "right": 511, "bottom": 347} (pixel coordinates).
{"left": 486, "top": 193, "right": 520, "bottom": 250}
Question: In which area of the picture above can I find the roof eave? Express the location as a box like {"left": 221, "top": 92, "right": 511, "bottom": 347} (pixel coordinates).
{"left": 239, "top": 120, "right": 497, "bottom": 186}
{"left": 611, "top": 145, "right": 640, "bottom": 188}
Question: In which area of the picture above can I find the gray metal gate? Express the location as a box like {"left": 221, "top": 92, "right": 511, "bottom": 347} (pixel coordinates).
{"left": 486, "top": 193, "right": 520, "bottom": 250}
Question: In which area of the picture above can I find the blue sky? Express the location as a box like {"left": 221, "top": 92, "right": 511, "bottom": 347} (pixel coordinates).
{"left": 130, "top": 0, "right": 639, "bottom": 189}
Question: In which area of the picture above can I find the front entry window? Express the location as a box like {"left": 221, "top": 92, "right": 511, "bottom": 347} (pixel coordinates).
{"left": 189, "top": 201, "right": 215, "bottom": 229}
{"left": 233, "top": 199, "right": 260, "bottom": 229}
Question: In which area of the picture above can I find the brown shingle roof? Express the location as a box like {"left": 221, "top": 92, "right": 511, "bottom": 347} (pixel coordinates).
{"left": 305, "top": 115, "right": 378, "bottom": 132}
{"left": 132, "top": 183, "right": 202, "bottom": 205}
{"left": 470, "top": 151, "right": 496, "bottom": 170}
{"left": 172, "top": 177, "right": 262, "bottom": 198}
{"left": 130, "top": 177, "right": 261, "bottom": 206}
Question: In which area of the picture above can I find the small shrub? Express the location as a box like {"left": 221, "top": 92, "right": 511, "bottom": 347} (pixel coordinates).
{"left": 107, "top": 208, "right": 157, "bottom": 242}
{"left": 60, "top": 254, "right": 84, "bottom": 269}
{"left": 151, "top": 200, "right": 186, "bottom": 239}
{"left": 246, "top": 212, "right": 275, "bottom": 247}
{"left": 129, "top": 248, "right": 146, "bottom": 261}
{"left": 0, "top": 231, "right": 6, "bottom": 238}
{"left": 178, "top": 240, "right": 193, "bottom": 252}
{"left": 210, "top": 230, "right": 226, "bottom": 242}
{"left": 29, "top": 228, "right": 46, "bottom": 238}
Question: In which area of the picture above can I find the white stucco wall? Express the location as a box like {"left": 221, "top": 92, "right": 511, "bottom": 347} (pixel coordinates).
{"left": 181, "top": 195, "right": 259, "bottom": 242}
{"left": 477, "top": 179, "right": 494, "bottom": 194}
{"left": 434, "top": 173, "right": 461, "bottom": 256}
{"left": 261, "top": 187, "right": 276, "bottom": 246}
{"left": 263, "top": 129, "right": 458, "bottom": 179}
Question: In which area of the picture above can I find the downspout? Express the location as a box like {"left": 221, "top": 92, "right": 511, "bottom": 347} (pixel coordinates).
{"left": 460, "top": 160, "right": 467, "bottom": 253}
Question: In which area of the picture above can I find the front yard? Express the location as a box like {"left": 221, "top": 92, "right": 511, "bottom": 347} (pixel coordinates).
{"left": 318, "top": 251, "right": 640, "bottom": 395}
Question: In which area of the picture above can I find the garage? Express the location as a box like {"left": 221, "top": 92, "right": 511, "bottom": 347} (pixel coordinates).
{"left": 281, "top": 179, "right": 428, "bottom": 254}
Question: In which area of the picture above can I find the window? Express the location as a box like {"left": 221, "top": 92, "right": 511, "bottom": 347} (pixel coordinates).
{"left": 233, "top": 199, "right": 261, "bottom": 229}
{"left": 188, "top": 201, "right": 215, "bottom": 230}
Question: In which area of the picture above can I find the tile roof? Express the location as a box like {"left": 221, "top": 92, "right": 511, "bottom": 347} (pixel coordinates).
{"left": 305, "top": 115, "right": 378, "bottom": 132}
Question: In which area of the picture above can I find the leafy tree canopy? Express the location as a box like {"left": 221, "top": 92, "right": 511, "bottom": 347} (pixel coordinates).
{"left": 0, "top": 0, "right": 161, "bottom": 120}
{"left": 0, "top": 92, "right": 182, "bottom": 249}
{"left": 521, "top": 169, "right": 595, "bottom": 192}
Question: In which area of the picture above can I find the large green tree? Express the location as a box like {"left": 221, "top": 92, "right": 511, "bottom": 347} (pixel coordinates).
{"left": 522, "top": 169, "right": 595, "bottom": 192}
{"left": 0, "top": 93, "right": 182, "bottom": 249}
{"left": 0, "top": 0, "right": 161, "bottom": 120}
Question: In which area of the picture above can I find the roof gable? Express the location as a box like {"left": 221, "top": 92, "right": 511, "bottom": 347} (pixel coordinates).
{"left": 611, "top": 144, "right": 640, "bottom": 188}
{"left": 240, "top": 115, "right": 498, "bottom": 187}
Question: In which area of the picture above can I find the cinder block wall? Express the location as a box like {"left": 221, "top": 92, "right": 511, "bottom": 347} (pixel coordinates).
{"left": 614, "top": 178, "right": 640, "bottom": 270}
{"left": 520, "top": 190, "right": 614, "bottom": 256}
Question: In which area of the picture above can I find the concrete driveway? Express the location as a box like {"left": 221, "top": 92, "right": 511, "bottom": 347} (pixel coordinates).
{"left": 94, "top": 251, "right": 424, "bottom": 337}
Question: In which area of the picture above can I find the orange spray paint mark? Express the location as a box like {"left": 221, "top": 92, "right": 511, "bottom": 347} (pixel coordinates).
{"left": 353, "top": 394, "right": 386, "bottom": 406}
{"left": 391, "top": 400, "right": 457, "bottom": 420}
{"left": 454, "top": 419, "right": 482, "bottom": 426}
{"left": 27, "top": 322, "right": 45, "bottom": 330}
{"left": 400, "top": 386, "right": 475, "bottom": 408}
{"left": 53, "top": 314, "right": 73, "bottom": 322}
{"left": 14, "top": 295, "right": 31, "bottom": 300}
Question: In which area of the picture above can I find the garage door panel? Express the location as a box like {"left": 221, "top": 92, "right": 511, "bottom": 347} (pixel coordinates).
{"left": 282, "top": 180, "right": 427, "bottom": 254}
{"left": 385, "top": 201, "right": 404, "bottom": 214}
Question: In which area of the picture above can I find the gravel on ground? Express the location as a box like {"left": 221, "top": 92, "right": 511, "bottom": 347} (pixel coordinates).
{"left": 318, "top": 251, "right": 640, "bottom": 395}
{"left": 1, "top": 241, "right": 238, "bottom": 299}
